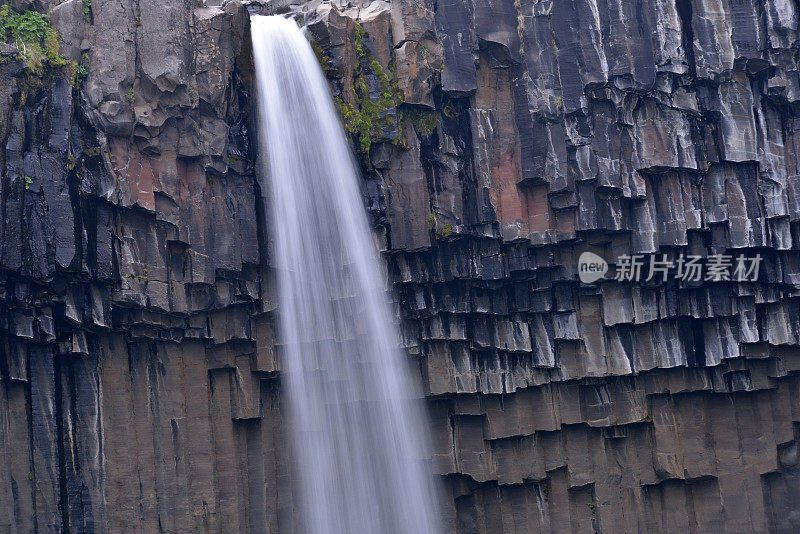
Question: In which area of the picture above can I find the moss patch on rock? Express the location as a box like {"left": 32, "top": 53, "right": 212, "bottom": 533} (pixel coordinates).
{"left": 332, "top": 22, "right": 401, "bottom": 157}
{"left": 0, "top": 5, "right": 70, "bottom": 76}
{"left": 311, "top": 40, "right": 331, "bottom": 77}
{"left": 399, "top": 107, "right": 438, "bottom": 136}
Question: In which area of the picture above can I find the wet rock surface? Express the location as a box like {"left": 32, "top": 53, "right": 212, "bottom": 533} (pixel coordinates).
{"left": 1, "top": 0, "right": 800, "bottom": 531}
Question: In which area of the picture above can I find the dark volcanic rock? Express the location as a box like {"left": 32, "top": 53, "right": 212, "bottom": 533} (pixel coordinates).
{"left": 1, "top": 0, "right": 800, "bottom": 532}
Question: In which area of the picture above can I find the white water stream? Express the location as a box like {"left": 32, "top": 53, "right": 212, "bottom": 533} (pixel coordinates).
{"left": 251, "top": 15, "right": 441, "bottom": 534}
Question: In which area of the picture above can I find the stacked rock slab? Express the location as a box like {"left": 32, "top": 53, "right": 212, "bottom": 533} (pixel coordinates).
{"left": 1, "top": 0, "right": 800, "bottom": 532}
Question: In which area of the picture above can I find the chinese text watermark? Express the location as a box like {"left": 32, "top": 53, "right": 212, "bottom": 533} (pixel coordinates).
{"left": 578, "top": 252, "right": 762, "bottom": 284}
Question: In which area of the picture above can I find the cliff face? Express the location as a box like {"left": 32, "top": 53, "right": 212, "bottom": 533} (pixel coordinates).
{"left": 0, "top": 0, "right": 799, "bottom": 531}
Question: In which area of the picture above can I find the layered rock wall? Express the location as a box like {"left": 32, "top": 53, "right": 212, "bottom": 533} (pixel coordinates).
{"left": 1, "top": 0, "right": 800, "bottom": 532}
{"left": 0, "top": 0, "right": 287, "bottom": 530}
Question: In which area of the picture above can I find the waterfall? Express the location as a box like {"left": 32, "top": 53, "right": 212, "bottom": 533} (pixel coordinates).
{"left": 250, "top": 16, "right": 441, "bottom": 534}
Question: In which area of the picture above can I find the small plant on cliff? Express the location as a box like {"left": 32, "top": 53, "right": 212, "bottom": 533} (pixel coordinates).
{"left": 75, "top": 52, "right": 89, "bottom": 85}
{"left": 0, "top": 5, "right": 70, "bottom": 75}
{"left": 0, "top": 6, "right": 47, "bottom": 44}
{"left": 126, "top": 88, "right": 135, "bottom": 104}
{"left": 76, "top": 62, "right": 87, "bottom": 81}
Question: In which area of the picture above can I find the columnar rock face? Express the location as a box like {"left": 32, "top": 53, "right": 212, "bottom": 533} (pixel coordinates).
{"left": 1, "top": 0, "right": 800, "bottom": 532}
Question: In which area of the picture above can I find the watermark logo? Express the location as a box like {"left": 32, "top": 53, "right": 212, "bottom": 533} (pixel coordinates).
{"left": 578, "top": 251, "right": 609, "bottom": 283}
{"left": 577, "top": 252, "right": 763, "bottom": 284}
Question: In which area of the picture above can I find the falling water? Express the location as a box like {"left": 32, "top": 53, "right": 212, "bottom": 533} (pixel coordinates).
{"left": 250, "top": 16, "right": 441, "bottom": 534}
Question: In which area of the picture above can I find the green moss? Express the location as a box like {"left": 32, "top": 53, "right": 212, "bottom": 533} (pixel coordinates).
{"left": 0, "top": 5, "right": 70, "bottom": 76}
{"left": 126, "top": 88, "right": 135, "bottom": 103}
{"left": 427, "top": 213, "right": 436, "bottom": 230}
{"left": 24, "top": 175, "right": 32, "bottom": 190}
{"left": 354, "top": 21, "right": 366, "bottom": 57}
{"left": 440, "top": 223, "right": 452, "bottom": 237}
{"left": 332, "top": 21, "right": 402, "bottom": 157}
{"left": 399, "top": 107, "right": 438, "bottom": 136}
{"left": 83, "top": 0, "right": 91, "bottom": 23}
{"left": 44, "top": 26, "right": 67, "bottom": 67}
{"left": 311, "top": 40, "right": 330, "bottom": 77}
